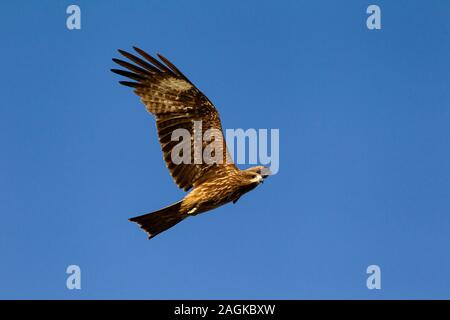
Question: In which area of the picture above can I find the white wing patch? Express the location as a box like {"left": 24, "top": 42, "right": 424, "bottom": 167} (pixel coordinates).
{"left": 161, "top": 77, "right": 192, "bottom": 92}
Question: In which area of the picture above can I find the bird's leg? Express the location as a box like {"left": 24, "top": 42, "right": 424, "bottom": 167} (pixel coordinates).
{"left": 188, "top": 207, "right": 198, "bottom": 215}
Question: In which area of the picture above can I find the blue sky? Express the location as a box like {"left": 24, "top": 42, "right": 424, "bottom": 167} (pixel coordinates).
{"left": 0, "top": 0, "right": 449, "bottom": 299}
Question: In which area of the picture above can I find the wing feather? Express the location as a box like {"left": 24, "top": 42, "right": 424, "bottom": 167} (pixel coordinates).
{"left": 112, "top": 48, "right": 236, "bottom": 191}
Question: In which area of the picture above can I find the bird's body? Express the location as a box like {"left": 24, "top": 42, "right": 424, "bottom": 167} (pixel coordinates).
{"left": 181, "top": 165, "right": 262, "bottom": 215}
{"left": 112, "top": 47, "right": 270, "bottom": 239}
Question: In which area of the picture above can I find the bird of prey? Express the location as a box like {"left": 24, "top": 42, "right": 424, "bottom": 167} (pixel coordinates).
{"left": 111, "top": 47, "right": 270, "bottom": 239}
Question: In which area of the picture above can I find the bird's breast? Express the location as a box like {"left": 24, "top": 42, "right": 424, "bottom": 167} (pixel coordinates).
{"left": 181, "top": 178, "right": 245, "bottom": 214}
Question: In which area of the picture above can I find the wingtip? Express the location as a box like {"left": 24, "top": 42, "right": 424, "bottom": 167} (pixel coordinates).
{"left": 133, "top": 46, "right": 156, "bottom": 61}
{"left": 118, "top": 80, "right": 142, "bottom": 88}
{"left": 118, "top": 48, "right": 133, "bottom": 58}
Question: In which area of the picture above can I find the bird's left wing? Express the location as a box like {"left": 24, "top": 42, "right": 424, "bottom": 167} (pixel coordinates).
{"left": 111, "top": 47, "right": 237, "bottom": 191}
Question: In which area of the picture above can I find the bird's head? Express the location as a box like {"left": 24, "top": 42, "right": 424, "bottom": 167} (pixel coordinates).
{"left": 243, "top": 166, "right": 271, "bottom": 184}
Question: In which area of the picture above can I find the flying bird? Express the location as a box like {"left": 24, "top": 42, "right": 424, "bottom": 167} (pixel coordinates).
{"left": 111, "top": 47, "right": 270, "bottom": 239}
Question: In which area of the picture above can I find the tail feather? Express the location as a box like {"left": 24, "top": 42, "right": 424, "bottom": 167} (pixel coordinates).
{"left": 129, "top": 201, "right": 186, "bottom": 239}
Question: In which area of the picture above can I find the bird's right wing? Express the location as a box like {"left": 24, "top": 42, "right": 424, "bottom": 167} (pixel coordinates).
{"left": 112, "top": 47, "right": 237, "bottom": 191}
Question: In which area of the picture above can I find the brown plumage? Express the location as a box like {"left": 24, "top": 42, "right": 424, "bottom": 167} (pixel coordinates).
{"left": 111, "top": 47, "right": 270, "bottom": 239}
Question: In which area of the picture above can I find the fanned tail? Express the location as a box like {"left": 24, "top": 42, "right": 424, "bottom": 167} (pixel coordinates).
{"left": 129, "top": 201, "right": 186, "bottom": 239}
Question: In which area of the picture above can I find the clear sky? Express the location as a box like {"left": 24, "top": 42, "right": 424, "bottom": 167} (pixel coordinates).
{"left": 0, "top": 0, "right": 449, "bottom": 299}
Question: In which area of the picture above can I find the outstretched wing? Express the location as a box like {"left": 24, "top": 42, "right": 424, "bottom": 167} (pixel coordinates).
{"left": 112, "top": 47, "right": 236, "bottom": 191}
